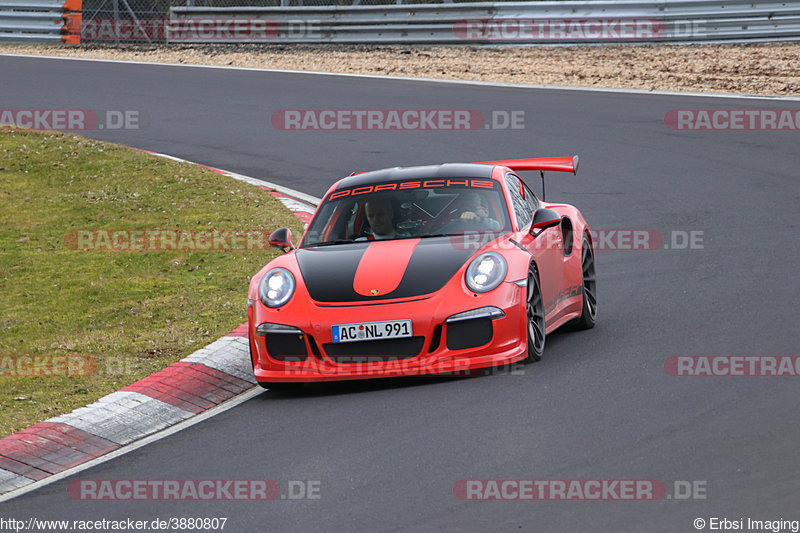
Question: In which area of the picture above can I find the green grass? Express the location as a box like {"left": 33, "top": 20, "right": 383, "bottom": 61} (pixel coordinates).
{"left": 0, "top": 127, "right": 304, "bottom": 436}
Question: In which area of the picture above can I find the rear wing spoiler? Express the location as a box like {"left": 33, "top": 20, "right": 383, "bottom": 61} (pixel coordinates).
{"left": 475, "top": 156, "right": 579, "bottom": 201}
{"left": 475, "top": 156, "right": 579, "bottom": 175}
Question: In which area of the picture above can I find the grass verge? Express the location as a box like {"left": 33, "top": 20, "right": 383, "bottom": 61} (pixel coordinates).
{"left": 0, "top": 127, "right": 304, "bottom": 437}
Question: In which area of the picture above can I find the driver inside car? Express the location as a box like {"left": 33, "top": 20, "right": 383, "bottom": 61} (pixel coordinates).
{"left": 356, "top": 197, "right": 410, "bottom": 240}
{"left": 448, "top": 191, "right": 502, "bottom": 231}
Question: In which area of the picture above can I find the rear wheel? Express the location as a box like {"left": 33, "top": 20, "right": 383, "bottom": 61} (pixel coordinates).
{"left": 524, "top": 263, "right": 546, "bottom": 363}
{"left": 574, "top": 235, "right": 597, "bottom": 330}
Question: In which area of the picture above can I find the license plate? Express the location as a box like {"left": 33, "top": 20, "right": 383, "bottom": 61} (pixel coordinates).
{"left": 332, "top": 319, "right": 412, "bottom": 343}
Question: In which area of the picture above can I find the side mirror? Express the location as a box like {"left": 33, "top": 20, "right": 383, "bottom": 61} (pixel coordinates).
{"left": 269, "top": 228, "right": 294, "bottom": 253}
{"left": 530, "top": 208, "right": 561, "bottom": 237}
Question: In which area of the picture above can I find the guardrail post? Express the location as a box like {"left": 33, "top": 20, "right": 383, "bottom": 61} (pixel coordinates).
{"left": 0, "top": 0, "right": 82, "bottom": 44}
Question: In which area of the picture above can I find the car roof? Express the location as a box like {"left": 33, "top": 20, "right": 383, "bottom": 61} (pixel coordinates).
{"left": 333, "top": 163, "right": 496, "bottom": 190}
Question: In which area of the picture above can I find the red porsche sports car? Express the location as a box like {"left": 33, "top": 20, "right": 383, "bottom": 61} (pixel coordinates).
{"left": 247, "top": 157, "right": 596, "bottom": 386}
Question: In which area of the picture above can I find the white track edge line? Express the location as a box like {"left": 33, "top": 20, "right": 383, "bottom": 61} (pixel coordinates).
{"left": 143, "top": 150, "right": 322, "bottom": 205}
{"left": 229, "top": 172, "right": 322, "bottom": 206}
{"left": 1, "top": 52, "right": 799, "bottom": 102}
{"left": 0, "top": 387, "right": 264, "bottom": 504}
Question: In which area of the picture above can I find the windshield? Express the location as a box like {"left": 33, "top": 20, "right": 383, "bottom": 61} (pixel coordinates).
{"left": 301, "top": 179, "right": 511, "bottom": 247}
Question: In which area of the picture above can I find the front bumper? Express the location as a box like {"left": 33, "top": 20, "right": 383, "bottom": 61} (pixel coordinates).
{"left": 249, "top": 280, "right": 527, "bottom": 382}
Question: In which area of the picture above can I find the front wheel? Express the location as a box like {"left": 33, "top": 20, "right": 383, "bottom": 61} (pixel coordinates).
{"left": 524, "top": 263, "right": 546, "bottom": 363}
{"left": 573, "top": 235, "right": 597, "bottom": 330}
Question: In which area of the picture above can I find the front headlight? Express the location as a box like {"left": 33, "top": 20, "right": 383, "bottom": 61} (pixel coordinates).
{"left": 465, "top": 252, "right": 507, "bottom": 293}
{"left": 258, "top": 268, "right": 295, "bottom": 308}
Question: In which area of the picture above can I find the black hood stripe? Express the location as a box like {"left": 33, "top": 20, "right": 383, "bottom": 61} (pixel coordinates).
{"left": 296, "top": 238, "right": 474, "bottom": 303}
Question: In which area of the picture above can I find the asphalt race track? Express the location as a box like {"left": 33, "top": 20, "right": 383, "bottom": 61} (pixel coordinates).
{"left": 1, "top": 55, "right": 798, "bottom": 531}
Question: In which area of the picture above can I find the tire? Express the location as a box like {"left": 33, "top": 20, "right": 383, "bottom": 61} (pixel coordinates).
{"left": 524, "top": 263, "right": 546, "bottom": 363}
{"left": 574, "top": 234, "right": 597, "bottom": 330}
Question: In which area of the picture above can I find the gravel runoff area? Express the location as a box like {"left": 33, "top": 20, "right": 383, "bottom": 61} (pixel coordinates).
{"left": 2, "top": 43, "right": 799, "bottom": 97}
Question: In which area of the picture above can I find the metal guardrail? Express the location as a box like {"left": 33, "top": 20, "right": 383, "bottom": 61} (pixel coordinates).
{"left": 167, "top": 0, "right": 800, "bottom": 44}
{"left": 0, "top": 0, "right": 82, "bottom": 43}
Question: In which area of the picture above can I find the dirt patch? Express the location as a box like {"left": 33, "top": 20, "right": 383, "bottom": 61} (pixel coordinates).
{"left": 2, "top": 43, "right": 799, "bottom": 96}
